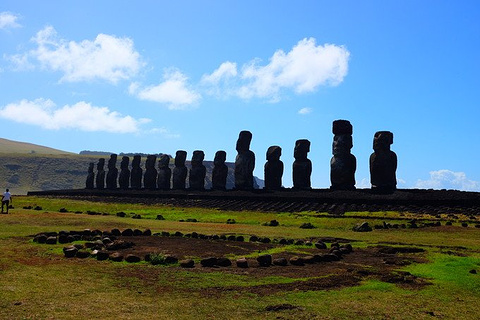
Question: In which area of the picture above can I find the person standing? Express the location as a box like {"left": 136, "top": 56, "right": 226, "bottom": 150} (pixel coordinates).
{"left": 2, "top": 189, "right": 12, "bottom": 214}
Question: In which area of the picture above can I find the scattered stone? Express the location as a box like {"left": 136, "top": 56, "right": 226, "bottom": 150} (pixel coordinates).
{"left": 303, "top": 256, "right": 316, "bottom": 264}
{"left": 249, "top": 235, "right": 259, "bottom": 242}
{"left": 132, "top": 214, "right": 142, "bottom": 219}
{"left": 121, "top": 229, "right": 133, "bottom": 236}
{"left": 45, "top": 236, "right": 57, "bottom": 245}
{"left": 235, "top": 236, "right": 245, "bottom": 242}
{"left": 289, "top": 256, "right": 304, "bottom": 266}
{"left": 156, "top": 214, "right": 165, "bottom": 220}
{"left": 216, "top": 257, "right": 232, "bottom": 267}
{"left": 295, "top": 240, "right": 304, "bottom": 246}
{"left": 273, "top": 257, "right": 288, "bottom": 266}
{"left": 109, "top": 252, "right": 124, "bottom": 262}
{"left": 315, "top": 241, "right": 327, "bottom": 249}
{"left": 180, "top": 259, "right": 195, "bottom": 268}
{"left": 76, "top": 250, "right": 90, "bottom": 259}
{"left": 236, "top": 258, "right": 249, "bottom": 268}
{"left": 299, "top": 222, "right": 316, "bottom": 229}
{"left": 469, "top": 269, "right": 477, "bottom": 274}
{"left": 96, "top": 251, "right": 109, "bottom": 261}
{"left": 201, "top": 257, "right": 218, "bottom": 267}
{"left": 33, "top": 206, "right": 43, "bottom": 211}
{"left": 59, "top": 208, "right": 68, "bottom": 213}
{"left": 116, "top": 212, "right": 126, "bottom": 217}
{"left": 174, "top": 231, "right": 183, "bottom": 237}
{"left": 143, "top": 229, "right": 152, "bottom": 236}
{"left": 111, "top": 228, "right": 121, "bottom": 236}
{"left": 462, "top": 222, "right": 468, "bottom": 227}
{"left": 257, "top": 254, "right": 272, "bottom": 267}
{"left": 63, "top": 246, "right": 78, "bottom": 258}
{"left": 353, "top": 222, "right": 372, "bottom": 232}
{"left": 226, "top": 219, "right": 236, "bottom": 224}
{"left": 164, "top": 255, "right": 178, "bottom": 264}
{"left": 133, "top": 229, "right": 143, "bottom": 236}
{"left": 125, "top": 254, "right": 141, "bottom": 263}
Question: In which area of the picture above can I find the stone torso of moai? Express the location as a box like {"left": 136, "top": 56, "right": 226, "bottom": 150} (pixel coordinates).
{"left": 292, "top": 139, "right": 312, "bottom": 190}
{"left": 264, "top": 146, "right": 283, "bottom": 190}
{"left": 106, "top": 154, "right": 118, "bottom": 189}
{"left": 95, "top": 158, "right": 106, "bottom": 189}
{"left": 234, "top": 131, "right": 255, "bottom": 190}
{"left": 143, "top": 155, "right": 158, "bottom": 190}
{"left": 173, "top": 150, "right": 188, "bottom": 190}
{"left": 330, "top": 120, "right": 356, "bottom": 190}
{"left": 189, "top": 150, "right": 206, "bottom": 191}
{"left": 157, "top": 154, "right": 171, "bottom": 190}
{"left": 130, "top": 155, "right": 143, "bottom": 189}
{"left": 118, "top": 156, "right": 130, "bottom": 190}
{"left": 212, "top": 151, "right": 228, "bottom": 190}
{"left": 370, "top": 131, "right": 397, "bottom": 193}
{"left": 85, "top": 162, "right": 95, "bottom": 189}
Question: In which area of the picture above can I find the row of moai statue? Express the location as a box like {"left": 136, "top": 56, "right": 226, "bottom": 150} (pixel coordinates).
{"left": 86, "top": 120, "right": 397, "bottom": 193}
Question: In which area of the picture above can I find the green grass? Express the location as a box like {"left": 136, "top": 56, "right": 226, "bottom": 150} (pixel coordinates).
{"left": 1, "top": 196, "right": 480, "bottom": 319}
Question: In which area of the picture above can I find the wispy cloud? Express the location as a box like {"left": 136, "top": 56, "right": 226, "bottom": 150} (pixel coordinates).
{"left": 0, "top": 98, "right": 150, "bottom": 133}
{"left": 0, "top": 12, "right": 21, "bottom": 30}
{"left": 7, "top": 26, "right": 143, "bottom": 83}
{"left": 298, "top": 107, "right": 312, "bottom": 115}
{"left": 202, "top": 38, "right": 350, "bottom": 102}
{"left": 415, "top": 169, "right": 480, "bottom": 191}
{"left": 129, "top": 69, "right": 201, "bottom": 110}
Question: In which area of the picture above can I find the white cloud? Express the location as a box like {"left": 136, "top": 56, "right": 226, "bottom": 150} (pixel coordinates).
{"left": 0, "top": 12, "right": 21, "bottom": 30}
{"left": 0, "top": 98, "right": 150, "bottom": 133}
{"left": 8, "top": 26, "right": 142, "bottom": 83}
{"left": 415, "top": 170, "right": 480, "bottom": 191}
{"left": 203, "top": 38, "right": 350, "bottom": 101}
{"left": 130, "top": 69, "right": 201, "bottom": 110}
{"left": 298, "top": 107, "right": 312, "bottom": 115}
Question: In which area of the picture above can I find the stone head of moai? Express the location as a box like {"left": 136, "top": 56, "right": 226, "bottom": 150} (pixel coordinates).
{"left": 175, "top": 150, "right": 187, "bottom": 167}
{"left": 236, "top": 130, "right": 252, "bottom": 153}
{"left": 88, "top": 162, "right": 94, "bottom": 173}
{"left": 146, "top": 155, "right": 157, "bottom": 169}
{"left": 330, "top": 120, "right": 356, "bottom": 190}
{"left": 214, "top": 150, "right": 226, "bottom": 165}
{"left": 370, "top": 130, "right": 397, "bottom": 193}
{"left": 120, "top": 156, "right": 129, "bottom": 169}
{"left": 158, "top": 154, "right": 170, "bottom": 168}
{"left": 332, "top": 120, "right": 353, "bottom": 155}
{"left": 294, "top": 139, "right": 310, "bottom": 160}
{"left": 97, "top": 158, "right": 105, "bottom": 171}
{"left": 191, "top": 150, "right": 205, "bottom": 166}
{"left": 108, "top": 154, "right": 117, "bottom": 169}
{"left": 132, "top": 155, "right": 141, "bottom": 168}
{"left": 373, "top": 131, "right": 393, "bottom": 152}
{"left": 266, "top": 146, "right": 282, "bottom": 161}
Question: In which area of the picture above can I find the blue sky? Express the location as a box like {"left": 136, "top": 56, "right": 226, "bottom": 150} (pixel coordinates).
{"left": 1, "top": 1, "right": 479, "bottom": 190}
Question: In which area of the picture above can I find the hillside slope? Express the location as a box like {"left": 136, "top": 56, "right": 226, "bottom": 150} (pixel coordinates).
{"left": 0, "top": 138, "right": 73, "bottom": 155}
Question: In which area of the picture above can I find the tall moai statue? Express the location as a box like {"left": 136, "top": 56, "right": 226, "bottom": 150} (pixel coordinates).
{"left": 172, "top": 150, "right": 188, "bottom": 190}
{"left": 189, "top": 150, "right": 206, "bottom": 191}
{"left": 85, "top": 162, "right": 95, "bottom": 189}
{"left": 157, "top": 154, "right": 171, "bottom": 190}
{"left": 106, "top": 154, "right": 118, "bottom": 189}
{"left": 370, "top": 131, "right": 397, "bottom": 193}
{"left": 143, "top": 155, "right": 158, "bottom": 190}
{"left": 234, "top": 130, "right": 255, "bottom": 190}
{"left": 118, "top": 156, "right": 130, "bottom": 190}
{"left": 292, "top": 139, "right": 312, "bottom": 190}
{"left": 212, "top": 151, "right": 228, "bottom": 190}
{"left": 130, "top": 155, "right": 143, "bottom": 189}
{"left": 95, "top": 158, "right": 106, "bottom": 190}
{"left": 264, "top": 146, "right": 283, "bottom": 190}
{"left": 330, "top": 120, "right": 356, "bottom": 190}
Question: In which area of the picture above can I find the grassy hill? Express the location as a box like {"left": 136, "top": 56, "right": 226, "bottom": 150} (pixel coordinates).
{"left": 0, "top": 138, "right": 74, "bottom": 155}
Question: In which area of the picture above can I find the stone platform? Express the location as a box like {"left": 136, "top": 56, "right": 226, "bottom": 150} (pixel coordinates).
{"left": 27, "top": 188, "right": 480, "bottom": 214}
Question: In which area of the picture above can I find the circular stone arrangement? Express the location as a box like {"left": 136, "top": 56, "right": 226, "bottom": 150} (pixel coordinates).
{"left": 33, "top": 228, "right": 355, "bottom": 269}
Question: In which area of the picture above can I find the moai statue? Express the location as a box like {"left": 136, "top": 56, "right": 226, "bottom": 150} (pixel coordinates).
{"left": 143, "top": 155, "right": 158, "bottom": 190}
{"left": 130, "top": 155, "right": 143, "bottom": 190}
{"left": 118, "top": 156, "right": 130, "bottom": 190}
{"left": 264, "top": 146, "right": 283, "bottom": 190}
{"left": 292, "top": 139, "right": 312, "bottom": 190}
{"left": 370, "top": 131, "right": 397, "bottom": 193}
{"left": 85, "top": 162, "right": 95, "bottom": 189}
{"left": 330, "top": 120, "right": 356, "bottom": 190}
{"left": 189, "top": 150, "right": 206, "bottom": 191}
{"left": 157, "top": 154, "right": 171, "bottom": 190}
{"left": 95, "top": 158, "right": 106, "bottom": 190}
{"left": 106, "top": 154, "right": 118, "bottom": 189}
{"left": 212, "top": 151, "right": 228, "bottom": 190}
{"left": 172, "top": 150, "right": 188, "bottom": 190}
{"left": 234, "top": 131, "right": 255, "bottom": 190}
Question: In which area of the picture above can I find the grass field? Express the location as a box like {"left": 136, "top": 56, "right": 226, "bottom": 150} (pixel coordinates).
{"left": 1, "top": 195, "right": 479, "bottom": 319}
